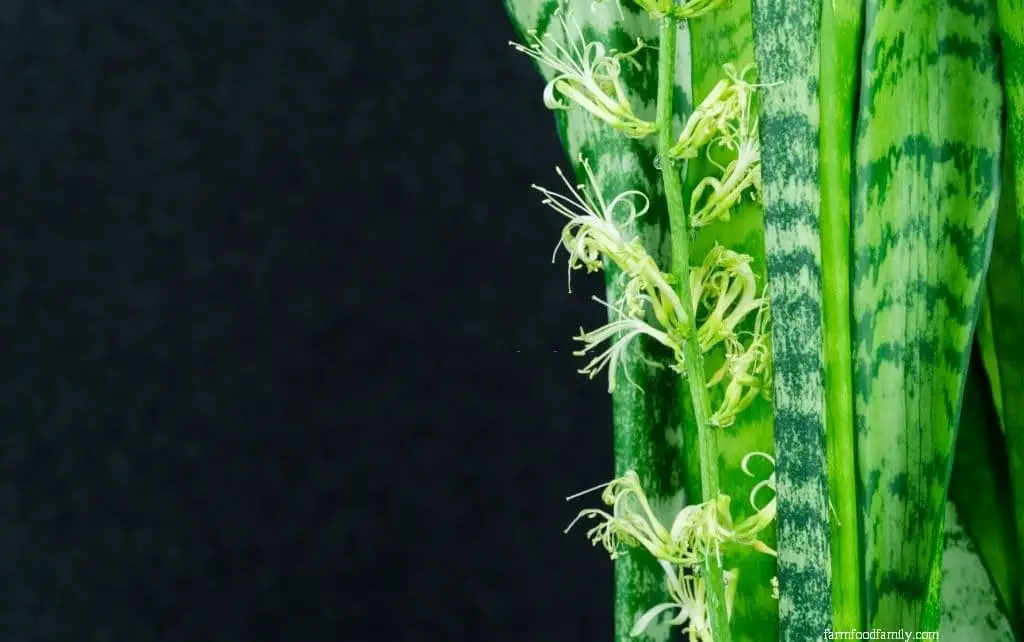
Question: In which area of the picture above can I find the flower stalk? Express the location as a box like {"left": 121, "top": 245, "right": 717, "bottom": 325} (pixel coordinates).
{"left": 655, "top": 13, "right": 732, "bottom": 642}
{"left": 512, "top": 3, "right": 775, "bottom": 636}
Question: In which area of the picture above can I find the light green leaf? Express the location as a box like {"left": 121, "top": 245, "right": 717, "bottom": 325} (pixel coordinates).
{"left": 850, "top": 0, "right": 1003, "bottom": 631}
{"left": 819, "top": 0, "right": 865, "bottom": 630}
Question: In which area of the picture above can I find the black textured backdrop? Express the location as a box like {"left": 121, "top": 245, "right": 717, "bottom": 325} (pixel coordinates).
{"left": 0, "top": 1, "right": 616, "bottom": 640}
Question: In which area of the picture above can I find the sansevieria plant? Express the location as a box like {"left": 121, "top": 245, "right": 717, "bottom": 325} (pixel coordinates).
{"left": 505, "top": 0, "right": 1024, "bottom": 639}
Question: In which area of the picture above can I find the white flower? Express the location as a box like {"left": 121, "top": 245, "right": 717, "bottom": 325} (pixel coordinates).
{"left": 706, "top": 297, "right": 772, "bottom": 428}
{"left": 565, "top": 471, "right": 695, "bottom": 564}
{"left": 687, "top": 64, "right": 764, "bottom": 229}
{"left": 631, "top": 562, "right": 737, "bottom": 641}
{"left": 573, "top": 307, "right": 684, "bottom": 392}
{"left": 509, "top": 10, "right": 655, "bottom": 138}
{"left": 668, "top": 494, "right": 738, "bottom": 566}
{"left": 534, "top": 156, "right": 689, "bottom": 339}
{"left": 630, "top": 562, "right": 709, "bottom": 639}
{"left": 691, "top": 245, "right": 763, "bottom": 353}
{"left": 532, "top": 157, "right": 646, "bottom": 289}
{"left": 732, "top": 451, "right": 778, "bottom": 557}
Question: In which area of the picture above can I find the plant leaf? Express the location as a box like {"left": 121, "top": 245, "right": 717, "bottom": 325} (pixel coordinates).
{"left": 996, "top": 0, "right": 1024, "bottom": 245}
{"left": 851, "top": 0, "right": 1002, "bottom": 631}
{"left": 987, "top": 4, "right": 1024, "bottom": 624}
{"left": 976, "top": 293, "right": 1004, "bottom": 430}
{"left": 819, "top": 0, "right": 866, "bottom": 631}
{"left": 939, "top": 502, "right": 1017, "bottom": 640}
{"left": 972, "top": 134, "right": 1024, "bottom": 628}
{"left": 949, "top": 352, "right": 1020, "bottom": 627}
{"left": 749, "top": 0, "right": 833, "bottom": 640}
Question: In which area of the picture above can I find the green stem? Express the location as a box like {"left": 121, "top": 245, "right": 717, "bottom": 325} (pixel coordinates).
{"left": 819, "top": 0, "right": 864, "bottom": 630}
{"left": 655, "top": 16, "right": 732, "bottom": 642}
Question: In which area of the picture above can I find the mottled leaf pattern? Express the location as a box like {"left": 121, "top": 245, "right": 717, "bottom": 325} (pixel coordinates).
{"left": 750, "top": 0, "right": 832, "bottom": 639}
{"left": 939, "top": 502, "right": 1017, "bottom": 641}
{"left": 852, "top": 0, "right": 1002, "bottom": 630}
{"left": 997, "top": 0, "right": 1024, "bottom": 237}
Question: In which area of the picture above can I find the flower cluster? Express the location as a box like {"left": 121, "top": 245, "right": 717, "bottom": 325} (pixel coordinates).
{"left": 533, "top": 156, "right": 690, "bottom": 391}
{"left": 509, "top": 10, "right": 655, "bottom": 139}
{"left": 566, "top": 454, "right": 777, "bottom": 639}
{"left": 691, "top": 244, "right": 762, "bottom": 353}
{"left": 706, "top": 297, "right": 772, "bottom": 427}
{"left": 630, "top": 561, "right": 736, "bottom": 642}
{"left": 669, "top": 64, "right": 756, "bottom": 160}
{"left": 534, "top": 161, "right": 772, "bottom": 427}
{"left": 513, "top": 11, "right": 763, "bottom": 231}
{"left": 683, "top": 64, "right": 763, "bottom": 230}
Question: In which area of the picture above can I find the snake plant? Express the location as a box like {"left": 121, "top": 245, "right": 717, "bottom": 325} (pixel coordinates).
{"left": 505, "top": 0, "right": 1024, "bottom": 639}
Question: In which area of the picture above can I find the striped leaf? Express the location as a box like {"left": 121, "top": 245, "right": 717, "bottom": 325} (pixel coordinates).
{"left": 851, "top": 0, "right": 1003, "bottom": 631}
{"left": 997, "top": 0, "right": 1024, "bottom": 239}
{"left": 750, "top": 0, "right": 833, "bottom": 640}
{"left": 503, "top": 2, "right": 692, "bottom": 639}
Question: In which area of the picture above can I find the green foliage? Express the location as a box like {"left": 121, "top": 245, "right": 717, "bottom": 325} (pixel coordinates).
{"left": 504, "top": 0, "right": 1023, "bottom": 639}
{"left": 851, "top": 0, "right": 1002, "bottom": 631}
{"left": 749, "top": 0, "right": 832, "bottom": 638}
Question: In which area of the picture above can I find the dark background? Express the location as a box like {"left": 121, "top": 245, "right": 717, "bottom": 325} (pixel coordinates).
{"left": 0, "top": 1, "right": 616, "bottom": 640}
